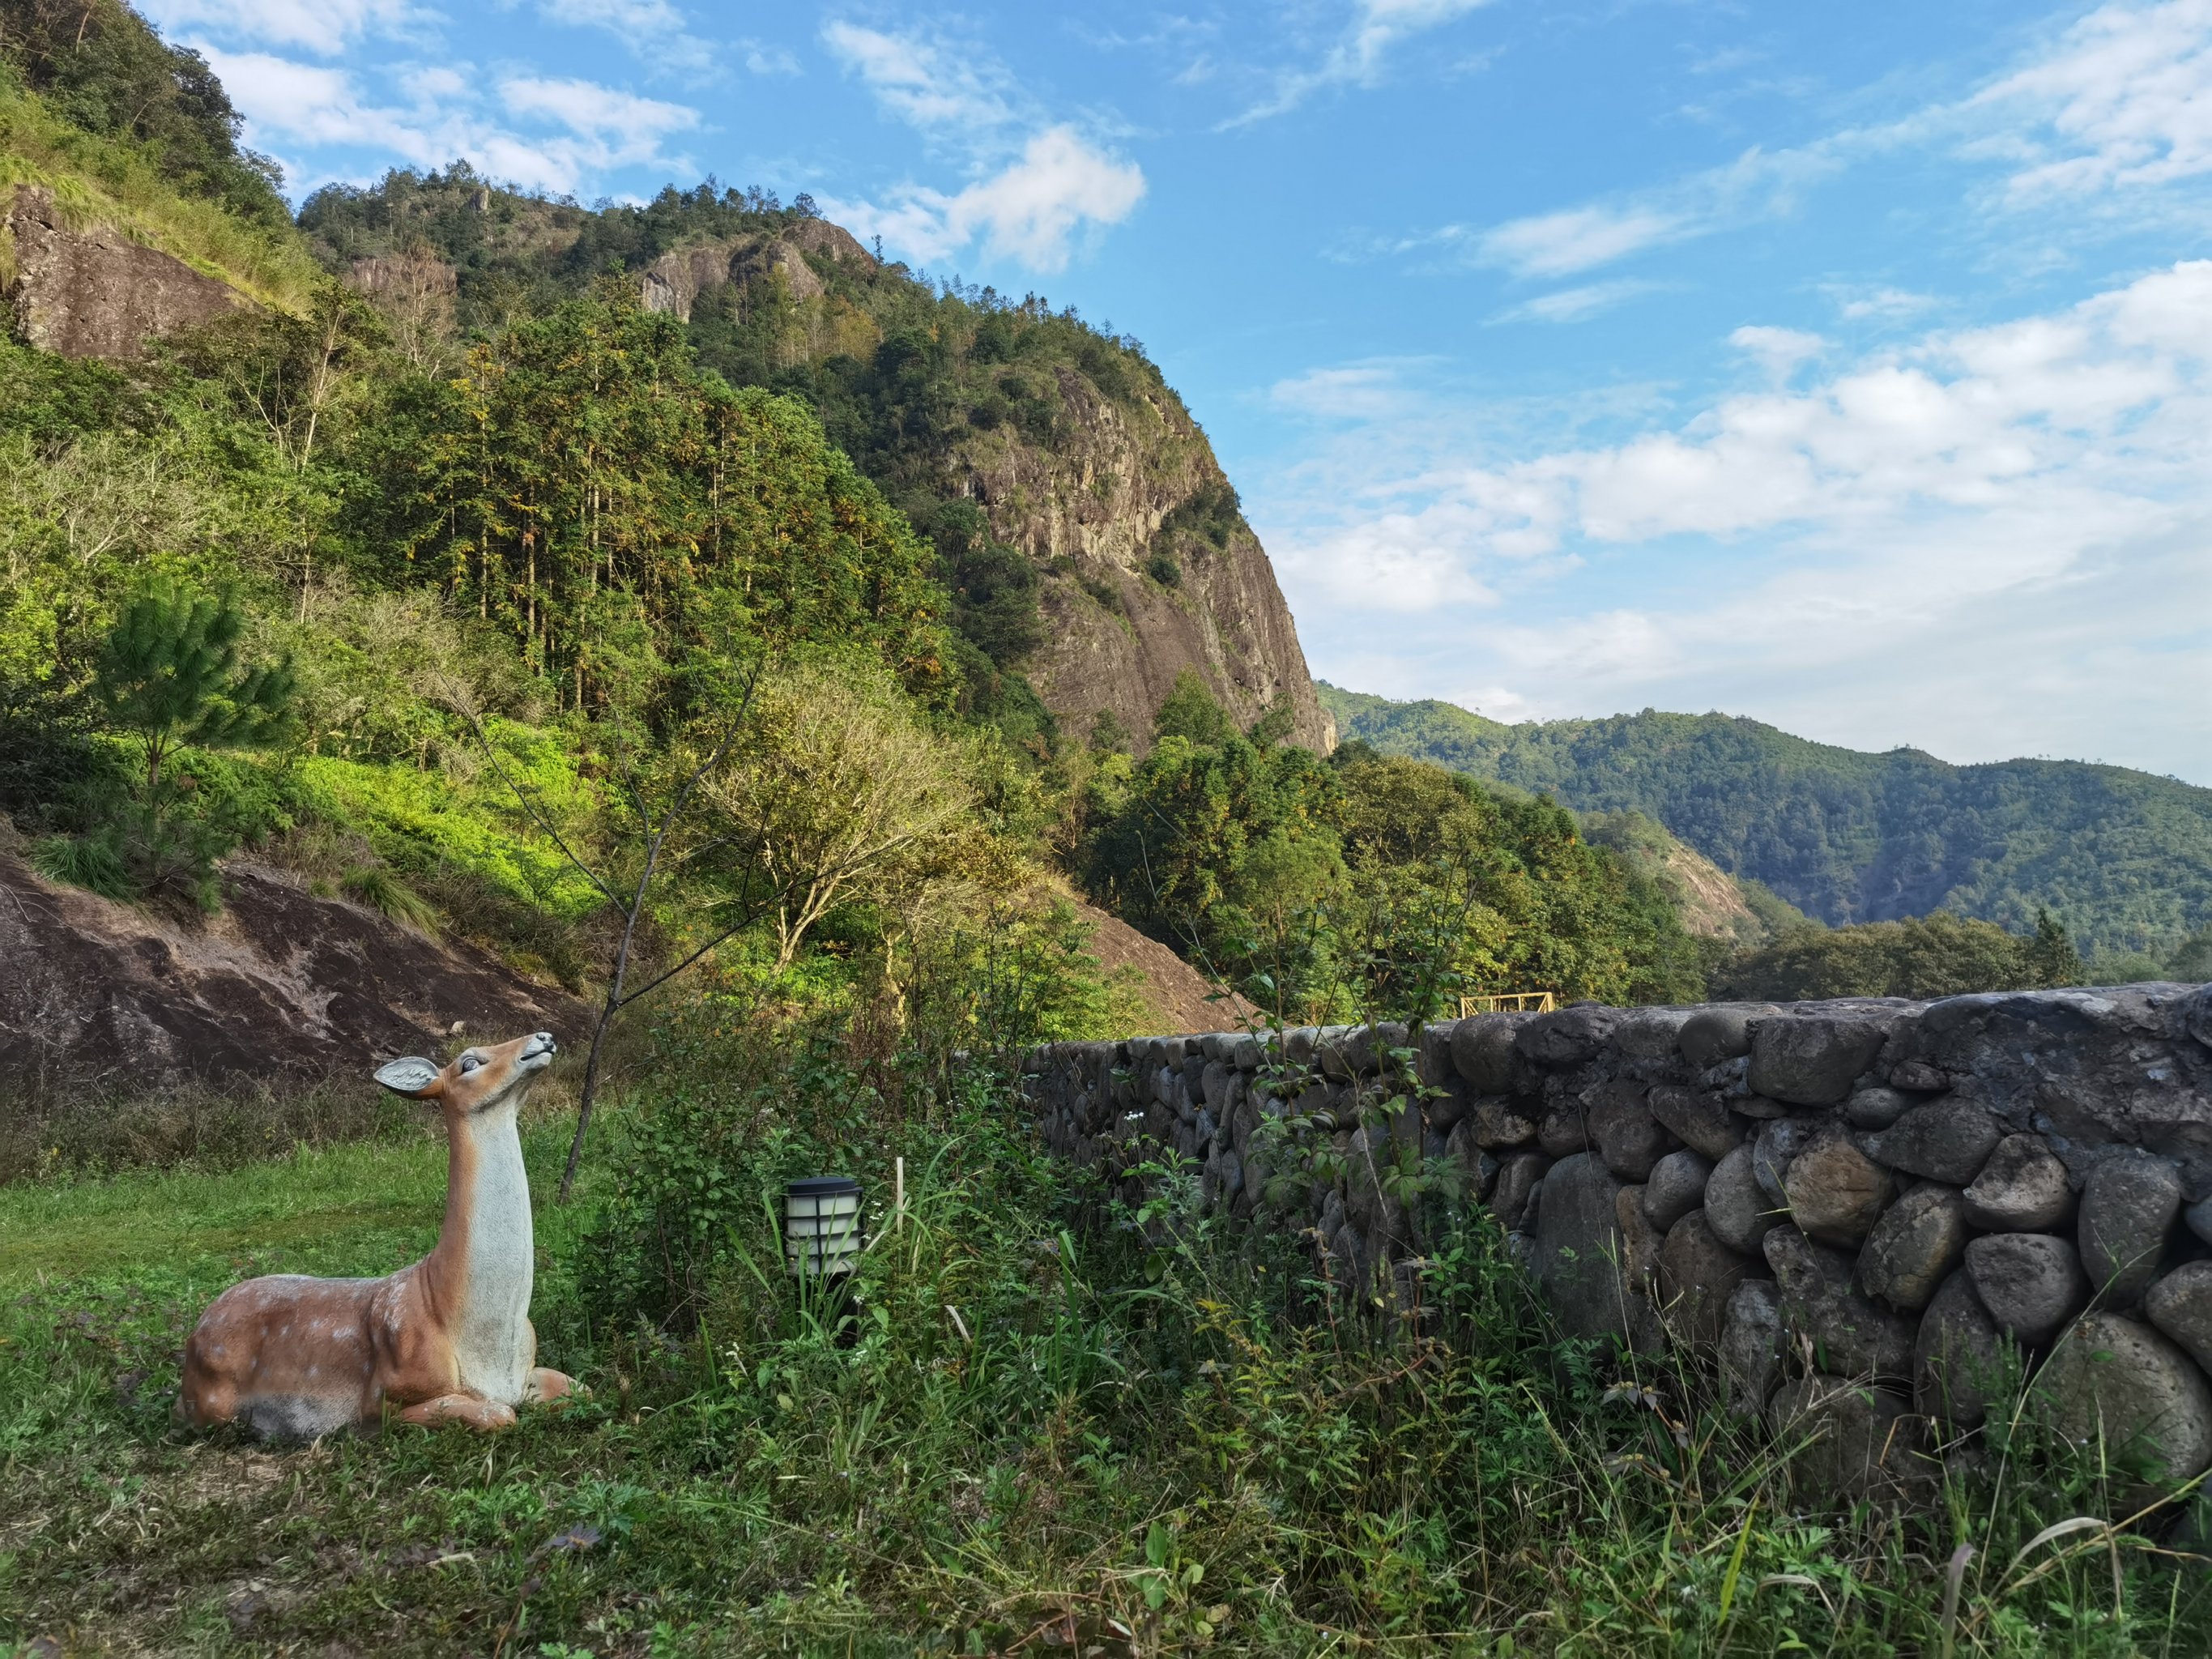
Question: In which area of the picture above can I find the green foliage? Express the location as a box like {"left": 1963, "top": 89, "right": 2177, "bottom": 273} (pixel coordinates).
{"left": 339, "top": 863, "right": 437, "bottom": 933}
{"left": 1323, "top": 682, "right": 2212, "bottom": 955}
{"left": 92, "top": 580, "right": 294, "bottom": 789}
{"left": 7, "top": 1019, "right": 2211, "bottom": 1651}
{"left": 0, "top": 0, "right": 287, "bottom": 225}
{"left": 1088, "top": 684, "right": 1702, "bottom": 1015}
{"left": 1715, "top": 909, "right": 2088, "bottom": 1000}
{"left": 377, "top": 285, "right": 957, "bottom": 712}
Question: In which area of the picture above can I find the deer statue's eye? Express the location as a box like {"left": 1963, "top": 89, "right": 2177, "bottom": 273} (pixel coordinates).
{"left": 458, "top": 1054, "right": 483, "bottom": 1073}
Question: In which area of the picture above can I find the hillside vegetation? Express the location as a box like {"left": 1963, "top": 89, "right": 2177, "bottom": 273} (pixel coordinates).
{"left": 1322, "top": 683, "right": 2212, "bottom": 957}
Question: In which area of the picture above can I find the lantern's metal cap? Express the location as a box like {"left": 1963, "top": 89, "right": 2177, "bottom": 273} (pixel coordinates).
{"left": 786, "top": 1175, "right": 861, "bottom": 1196}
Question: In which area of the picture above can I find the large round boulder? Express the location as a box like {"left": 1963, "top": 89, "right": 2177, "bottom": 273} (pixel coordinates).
{"left": 1782, "top": 1124, "right": 1896, "bottom": 1246}
{"left": 1859, "top": 1183, "right": 1968, "bottom": 1312}
{"left": 2078, "top": 1154, "right": 2183, "bottom": 1307}
{"left": 1962, "top": 1133, "right": 2073, "bottom": 1232}
{"left": 1748, "top": 1016, "right": 1890, "bottom": 1107}
{"left": 2032, "top": 1313, "right": 2212, "bottom": 1485}
{"left": 1966, "top": 1232, "right": 2089, "bottom": 1347}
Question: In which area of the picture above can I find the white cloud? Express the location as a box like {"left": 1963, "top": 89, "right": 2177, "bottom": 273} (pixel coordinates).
{"left": 1974, "top": 0, "right": 2212, "bottom": 198}
{"left": 1264, "top": 263, "right": 2212, "bottom": 771}
{"left": 822, "top": 21, "right": 1017, "bottom": 137}
{"left": 202, "top": 47, "right": 697, "bottom": 195}
{"left": 820, "top": 22, "right": 1143, "bottom": 271}
{"left": 1729, "top": 324, "right": 1827, "bottom": 381}
{"left": 1232, "top": 0, "right": 1495, "bottom": 125}
{"left": 139, "top": 0, "right": 428, "bottom": 56}
{"left": 1472, "top": 145, "right": 1838, "bottom": 278}
{"left": 535, "top": 0, "right": 714, "bottom": 73}
{"left": 1491, "top": 279, "right": 1658, "bottom": 324}
{"left": 1429, "top": 1, "right": 2212, "bottom": 288}
{"left": 1831, "top": 285, "right": 1937, "bottom": 322}
{"left": 825, "top": 126, "right": 1144, "bottom": 272}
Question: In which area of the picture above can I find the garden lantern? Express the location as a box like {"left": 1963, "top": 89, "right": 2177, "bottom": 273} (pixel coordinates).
{"left": 783, "top": 1175, "right": 863, "bottom": 1278}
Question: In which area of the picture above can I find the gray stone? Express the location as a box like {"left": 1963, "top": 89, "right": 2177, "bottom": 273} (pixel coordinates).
{"left": 1752, "top": 1117, "right": 1823, "bottom": 1208}
{"left": 1647, "top": 1085, "right": 1745, "bottom": 1161}
{"left": 1538, "top": 1103, "right": 1591, "bottom": 1158}
{"left": 2185, "top": 1196, "right": 2212, "bottom": 1248}
{"left": 1915, "top": 1269, "right": 2008, "bottom": 1430}
{"left": 1617, "top": 1008, "right": 1694, "bottom": 1059}
{"left": 1720, "top": 1279, "right": 1784, "bottom": 1417}
{"left": 1315, "top": 1026, "right": 1357, "bottom": 1081}
{"left": 1590, "top": 1087, "right": 1671, "bottom": 1180}
{"left": 1616, "top": 1185, "right": 1664, "bottom": 1296}
{"left": 1450, "top": 1015, "right": 1523, "bottom": 1094}
{"left": 1858, "top": 1184, "right": 1967, "bottom": 1312}
{"left": 1517, "top": 1005, "right": 1621, "bottom": 1068}
{"left": 2079, "top": 1154, "right": 2183, "bottom": 1307}
{"left": 1490, "top": 1151, "right": 1549, "bottom": 1232}
{"left": 1888, "top": 1059, "right": 1950, "bottom": 1094}
{"left": 1416, "top": 1021, "right": 1458, "bottom": 1086}
{"left": 1521, "top": 1175, "right": 1547, "bottom": 1235}
{"left": 1468, "top": 1098, "right": 1537, "bottom": 1149}
{"left": 1764, "top": 1225, "right": 1916, "bottom": 1377}
{"left": 1230, "top": 1035, "right": 1263, "bottom": 1070}
{"left": 1783, "top": 1124, "right": 1897, "bottom": 1246}
{"left": 1966, "top": 1232, "right": 2089, "bottom": 1346}
{"left": 2032, "top": 1313, "right": 2212, "bottom": 1485}
{"left": 1530, "top": 1152, "right": 1655, "bottom": 1346}
{"left": 1681, "top": 1005, "right": 1765, "bottom": 1071}
{"left": 1283, "top": 1026, "right": 1317, "bottom": 1064}
{"left": 1749, "top": 1016, "right": 1890, "bottom": 1107}
{"left": 1767, "top": 1375, "right": 1930, "bottom": 1500}
{"left": 1704, "top": 1142, "right": 1782, "bottom": 1254}
{"left": 1735, "top": 1095, "right": 1793, "bottom": 1120}
{"left": 1191, "top": 1060, "right": 1220, "bottom": 1105}
{"left": 1426, "top": 1080, "right": 1469, "bottom": 1131}
{"left": 2145, "top": 1261, "right": 2212, "bottom": 1375}
{"left": 1843, "top": 1086, "right": 1915, "bottom": 1130}
{"left": 1864, "top": 1098, "right": 2001, "bottom": 1186}
{"left": 1962, "top": 1133, "right": 2074, "bottom": 1233}
{"left": 1658, "top": 1210, "right": 1762, "bottom": 1346}
{"left": 1642, "top": 1149, "right": 1715, "bottom": 1233}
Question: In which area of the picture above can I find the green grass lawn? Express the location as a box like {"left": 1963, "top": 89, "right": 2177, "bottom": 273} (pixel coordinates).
{"left": 5, "top": 1098, "right": 2211, "bottom": 1658}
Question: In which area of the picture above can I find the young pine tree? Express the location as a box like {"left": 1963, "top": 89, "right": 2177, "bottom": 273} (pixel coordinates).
{"left": 94, "top": 582, "right": 295, "bottom": 792}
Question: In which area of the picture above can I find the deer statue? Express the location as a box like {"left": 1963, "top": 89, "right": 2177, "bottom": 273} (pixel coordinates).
{"left": 179, "top": 1031, "right": 579, "bottom": 1437}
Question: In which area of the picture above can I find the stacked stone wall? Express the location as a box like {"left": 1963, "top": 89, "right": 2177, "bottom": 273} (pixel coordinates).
{"left": 1021, "top": 984, "right": 2212, "bottom": 1499}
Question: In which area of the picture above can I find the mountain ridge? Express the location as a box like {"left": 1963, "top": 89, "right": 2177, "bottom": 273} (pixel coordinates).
{"left": 1319, "top": 683, "right": 2212, "bottom": 954}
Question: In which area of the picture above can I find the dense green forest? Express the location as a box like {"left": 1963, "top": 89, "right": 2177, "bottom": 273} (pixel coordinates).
{"left": 0, "top": 1, "right": 1715, "bottom": 1031}
{"left": 1321, "top": 683, "right": 2212, "bottom": 961}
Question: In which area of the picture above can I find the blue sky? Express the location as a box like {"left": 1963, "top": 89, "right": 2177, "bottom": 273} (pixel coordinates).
{"left": 146, "top": 0, "right": 2212, "bottom": 781}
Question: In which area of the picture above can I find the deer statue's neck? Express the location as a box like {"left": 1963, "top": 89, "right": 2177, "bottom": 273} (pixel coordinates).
{"left": 428, "top": 1099, "right": 536, "bottom": 1401}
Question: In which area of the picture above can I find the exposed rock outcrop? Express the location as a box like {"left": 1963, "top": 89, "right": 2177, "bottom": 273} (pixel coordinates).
{"left": 4, "top": 185, "right": 250, "bottom": 358}
{"left": 0, "top": 851, "right": 583, "bottom": 1095}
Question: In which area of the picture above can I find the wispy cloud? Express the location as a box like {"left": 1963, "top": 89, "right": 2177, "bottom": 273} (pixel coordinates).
{"left": 139, "top": 0, "right": 431, "bottom": 57}
{"left": 534, "top": 0, "right": 716, "bottom": 75}
{"left": 1971, "top": 0, "right": 2212, "bottom": 197}
{"left": 1261, "top": 262, "right": 2212, "bottom": 769}
{"left": 820, "top": 19, "right": 1143, "bottom": 271}
{"left": 1471, "top": 145, "right": 1840, "bottom": 278}
{"left": 1729, "top": 324, "right": 1827, "bottom": 381}
{"left": 1490, "top": 279, "right": 1659, "bottom": 325}
{"left": 1386, "top": 0, "right": 2212, "bottom": 285}
{"left": 202, "top": 47, "right": 697, "bottom": 194}
{"left": 1230, "top": 0, "right": 1494, "bottom": 125}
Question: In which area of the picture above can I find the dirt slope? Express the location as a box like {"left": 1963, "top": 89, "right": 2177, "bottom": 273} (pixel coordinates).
{"left": 0, "top": 855, "right": 586, "bottom": 1096}
{"left": 1073, "top": 899, "right": 1253, "bottom": 1035}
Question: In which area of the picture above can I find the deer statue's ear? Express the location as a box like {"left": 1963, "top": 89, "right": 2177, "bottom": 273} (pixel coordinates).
{"left": 374, "top": 1056, "right": 444, "bottom": 1097}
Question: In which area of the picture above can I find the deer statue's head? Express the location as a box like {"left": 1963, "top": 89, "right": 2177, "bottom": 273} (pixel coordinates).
{"left": 374, "top": 1030, "right": 558, "bottom": 1115}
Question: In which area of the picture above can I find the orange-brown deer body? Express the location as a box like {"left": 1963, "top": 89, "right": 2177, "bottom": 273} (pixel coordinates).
{"left": 180, "top": 1032, "right": 578, "bottom": 1437}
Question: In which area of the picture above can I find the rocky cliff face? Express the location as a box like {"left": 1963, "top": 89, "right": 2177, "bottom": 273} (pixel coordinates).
{"left": 649, "top": 220, "right": 1336, "bottom": 753}
{"left": 4, "top": 185, "right": 249, "bottom": 358}
{"left": 955, "top": 359, "right": 1333, "bottom": 753}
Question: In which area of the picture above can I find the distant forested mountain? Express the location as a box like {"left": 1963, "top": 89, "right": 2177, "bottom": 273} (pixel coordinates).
{"left": 1319, "top": 685, "right": 2212, "bottom": 956}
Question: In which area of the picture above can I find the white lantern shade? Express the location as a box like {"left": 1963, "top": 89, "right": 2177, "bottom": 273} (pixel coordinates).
{"left": 784, "top": 1175, "right": 863, "bottom": 1277}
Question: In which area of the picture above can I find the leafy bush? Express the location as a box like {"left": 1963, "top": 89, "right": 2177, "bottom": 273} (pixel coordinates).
{"left": 1715, "top": 907, "right": 2085, "bottom": 1000}
{"left": 339, "top": 863, "right": 437, "bottom": 933}
{"left": 1144, "top": 550, "right": 1183, "bottom": 587}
